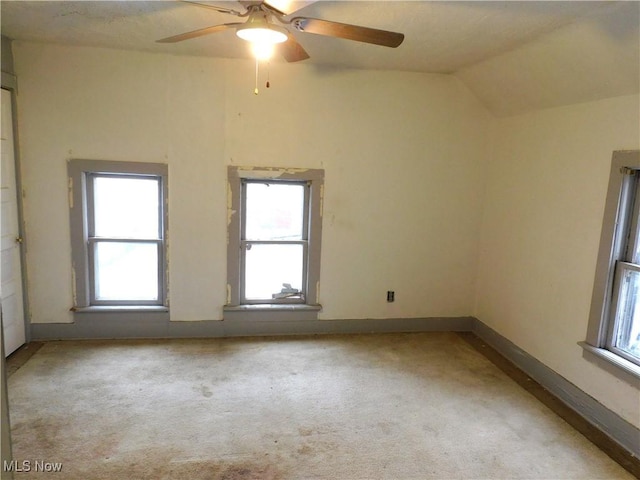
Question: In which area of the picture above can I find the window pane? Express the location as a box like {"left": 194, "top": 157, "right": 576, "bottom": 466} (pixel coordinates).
{"left": 94, "top": 176, "right": 159, "bottom": 239}
{"left": 244, "top": 244, "right": 303, "bottom": 300}
{"left": 245, "top": 183, "right": 304, "bottom": 241}
{"left": 614, "top": 267, "right": 640, "bottom": 360}
{"left": 95, "top": 242, "right": 158, "bottom": 301}
{"left": 633, "top": 210, "right": 640, "bottom": 264}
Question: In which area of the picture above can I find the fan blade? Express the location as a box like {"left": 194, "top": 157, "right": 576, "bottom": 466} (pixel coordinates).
{"left": 291, "top": 17, "right": 404, "bottom": 48}
{"left": 156, "top": 23, "right": 242, "bottom": 43}
{"left": 278, "top": 34, "right": 310, "bottom": 62}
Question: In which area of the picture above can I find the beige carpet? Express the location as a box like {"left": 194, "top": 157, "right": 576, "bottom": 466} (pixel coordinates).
{"left": 6, "top": 332, "right": 632, "bottom": 479}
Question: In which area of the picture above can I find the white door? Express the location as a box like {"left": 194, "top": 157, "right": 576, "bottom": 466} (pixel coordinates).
{"left": 1, "top": 88, "right": 26, "bottom": 356}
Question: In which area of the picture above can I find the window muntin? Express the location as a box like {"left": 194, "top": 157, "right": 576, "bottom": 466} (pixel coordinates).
{"left": 240, "top": 180, "right": 309, "bottom": 303}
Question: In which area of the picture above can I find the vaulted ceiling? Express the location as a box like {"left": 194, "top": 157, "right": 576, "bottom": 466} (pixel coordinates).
{"left": 2, "top": 1, "right": 639, "bottom": 116}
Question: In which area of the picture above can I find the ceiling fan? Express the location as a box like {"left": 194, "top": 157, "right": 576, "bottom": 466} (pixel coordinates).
{"left": 157, "top": 0, "right": 405, "bottom": 62}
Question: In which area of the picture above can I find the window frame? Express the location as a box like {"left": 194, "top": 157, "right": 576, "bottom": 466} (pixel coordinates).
{"left": 239, "top": 178, "right": 310, "bottom": 305}
{"left": 68, "top": 159, "right": 169, "bottom": 311}
{"left": 226, "top": 166, "right": 323, "bottom": 309}
{"left": 583, "top": 150, "right": 640, "bottom": 380}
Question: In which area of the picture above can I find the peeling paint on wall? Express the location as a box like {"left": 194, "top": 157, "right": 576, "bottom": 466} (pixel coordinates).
{"left": 227, "top": 180, "right": 236, "bottom": 250}
{"left": 226, "top": 283, "right": 231, "bottom": 305}
{"left": 68, "top": 176, "right": 74, "bottom": 209}
{"left": 236, "top": 166, "right": 311, "bottom": 179}
{"left": 226, "top": 181, "right": 235, "bottom": 225}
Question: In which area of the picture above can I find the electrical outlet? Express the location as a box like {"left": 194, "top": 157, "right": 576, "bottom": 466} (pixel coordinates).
{"left": 387, "top": 291, "right": 395, "bottom": 302}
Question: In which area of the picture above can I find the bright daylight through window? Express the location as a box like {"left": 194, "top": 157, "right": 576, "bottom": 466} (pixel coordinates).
{"left": 242, "top": 181, "right": 307, "bottom": 302}
{"left": 90, "top": 175, "right": 161, "bottom": 303}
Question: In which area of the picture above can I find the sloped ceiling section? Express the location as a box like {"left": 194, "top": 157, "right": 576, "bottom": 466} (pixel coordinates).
{"left": 455, "top": 1, "right": 640, "bottom": 116}
{"left": 1, "top": 1, "right": 638, "bottom": 116}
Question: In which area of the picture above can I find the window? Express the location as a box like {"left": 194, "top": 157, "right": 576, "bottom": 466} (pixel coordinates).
{"left": 242, "top": 180, "right": 308, "bottom": 303}
{"left": 68, "top": 160, "right": 168, "bottom": 310}
{"left": 226, "top": 167, "right": 323, "bottom": 310}
{"left": 584, "top": 150, "right": 640, "bottom": 377}
{"left": 606, "top": 168, "right": 640, "bottom": 365}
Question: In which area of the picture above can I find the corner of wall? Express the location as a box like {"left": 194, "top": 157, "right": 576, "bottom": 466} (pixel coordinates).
{"left": 1, "top": 35, "right": 15, "bottom": 76}
{"left": 449, "top": 74, "right": 498, "bottom": 320}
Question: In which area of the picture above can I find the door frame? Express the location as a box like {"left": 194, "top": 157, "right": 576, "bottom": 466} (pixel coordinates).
{"left": 2, "top": 73, "right": 31, "bottom": 347}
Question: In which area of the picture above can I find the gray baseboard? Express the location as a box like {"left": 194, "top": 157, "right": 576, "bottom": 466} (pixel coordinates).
{"left": 30, "top": 315, "right": 474, "bottom": 340}
{"left": 472, "top": 319, "right": 640, "bottom": 459}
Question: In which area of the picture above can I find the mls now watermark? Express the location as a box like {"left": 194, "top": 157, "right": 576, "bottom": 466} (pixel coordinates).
{"left": 3, "top": 460, "right": 63, "bottom": 473}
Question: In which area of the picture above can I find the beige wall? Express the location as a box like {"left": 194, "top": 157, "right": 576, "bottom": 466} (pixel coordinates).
{"left": 475, "top": 94, "right": 640, "bottom": 427}
{"left": 13, "top": 42, "right": 490, "bottom": 324}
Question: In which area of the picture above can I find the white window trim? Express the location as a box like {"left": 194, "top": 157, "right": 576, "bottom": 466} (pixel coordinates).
{"left": 225, "top": 166, "right": 323, "bottom": 311}
{"left": 583, "top": 150, "right": 640, "bottom": 382}
{"left": 68, "top": 159, "right": 169, "bottom": 312}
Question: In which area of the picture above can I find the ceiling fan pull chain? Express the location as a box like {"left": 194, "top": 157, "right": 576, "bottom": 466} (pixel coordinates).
{"left": 254, "top": 57, "right": 259, "bottom": 95}
{"left": 266, "top": 62, "right": 270, "bottom": 89}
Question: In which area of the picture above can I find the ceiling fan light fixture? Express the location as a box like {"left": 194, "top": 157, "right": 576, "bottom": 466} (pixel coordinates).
{"left": 236, "top": 25, "right": 288, "bottom": 45}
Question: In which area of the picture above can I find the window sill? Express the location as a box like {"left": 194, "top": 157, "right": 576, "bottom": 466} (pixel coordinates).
{"left": 223, "top": 304, "right": 322, "bottom": 322}
{"left": 224, "top": 304, "right": 322, "bottom": 312}
{"left": 72, "top": 306, "right": 169, "bottom": 314}
{"left": 579, "top": 341, "right": 640, "bottom": 384}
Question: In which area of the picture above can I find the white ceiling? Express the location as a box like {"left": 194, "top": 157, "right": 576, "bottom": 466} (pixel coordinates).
{"left": 2, "top": 1, "right": 639, "bottom": 116}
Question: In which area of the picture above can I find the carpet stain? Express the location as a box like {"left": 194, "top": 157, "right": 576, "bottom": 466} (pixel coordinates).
{"left": 90, "top": 432, "right": 121, "bottom": 460}
{"left": 12, "top": 416, "right": 66, "bottom": 452}
{"left": 53, "top": 450, "right": 283, "bottom": 480}
{"left": 296, "top": 444, "right": 313, "bottom": 455}
{"left": 377, "top": 421, "right": 393, "bottom": 435}
{"left": 193, "top": 384, "right": 213, "bottom": 398}
{"left": 217, "top": 462, "right": 281, "bottom": 480}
